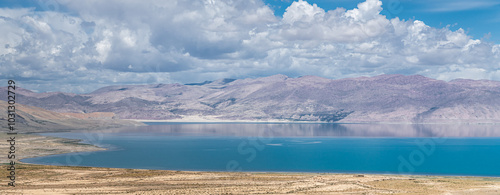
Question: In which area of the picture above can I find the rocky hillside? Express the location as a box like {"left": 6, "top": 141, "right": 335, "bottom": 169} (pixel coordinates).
{"left": 0, "top": 100, "right": 143, "bottom": 132}
{"left": 2, "top": 74, "right": 500, "bottom": 123}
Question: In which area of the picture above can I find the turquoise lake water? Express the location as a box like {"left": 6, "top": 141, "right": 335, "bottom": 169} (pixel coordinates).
{"left": 22, "top": 123, "right": 500, "bottom": 176}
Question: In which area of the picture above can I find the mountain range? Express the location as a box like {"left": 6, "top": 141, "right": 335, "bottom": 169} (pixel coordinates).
{"left": 2, "top": 74, "right": 500, "bottom": 123}
{"left": 0, "top": 100, "right": 142, "bottom": 132}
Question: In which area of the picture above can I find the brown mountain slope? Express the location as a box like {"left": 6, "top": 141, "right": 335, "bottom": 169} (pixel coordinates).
{"left": 3, "top": 74, "right": 500, "bottom": 123}
{"left": 0, "top": 100, "right": 143, "bottom": 132}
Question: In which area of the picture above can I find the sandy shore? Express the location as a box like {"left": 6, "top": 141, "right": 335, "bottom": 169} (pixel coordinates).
{"left": 2, "top": 133, "right": 500, "bottom": 194}
{"left": 1, "top": 163, "right": 500, "bottom": 194}
{"left": 0, "top": 133, "right": 104, "bottom": 164}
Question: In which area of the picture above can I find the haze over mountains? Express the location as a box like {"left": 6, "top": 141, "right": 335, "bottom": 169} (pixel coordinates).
{"left": 2, "top": 74, "right": 500, "bottom": 123}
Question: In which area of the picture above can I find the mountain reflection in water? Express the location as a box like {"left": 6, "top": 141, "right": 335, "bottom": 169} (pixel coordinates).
{"left": 82, "top": 123, "right": 500, "bottom": 138}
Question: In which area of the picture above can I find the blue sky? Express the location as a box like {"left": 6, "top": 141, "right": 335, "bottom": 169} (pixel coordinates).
{"left": 0, "top": 0, "right": 499, "bottom": 93}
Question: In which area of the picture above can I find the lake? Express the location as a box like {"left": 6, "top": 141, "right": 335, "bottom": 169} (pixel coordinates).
{"left": 22, "top": 123, "right": 500, "bottom": 177}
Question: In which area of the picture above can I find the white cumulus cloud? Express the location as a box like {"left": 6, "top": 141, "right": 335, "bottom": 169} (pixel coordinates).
{"left": 0, "top": 0, "right": 499, "bottom": 93}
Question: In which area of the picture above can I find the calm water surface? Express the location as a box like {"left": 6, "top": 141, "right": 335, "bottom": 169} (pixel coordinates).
{"left": 22, "top": 123, "right": 500, "bottom": 176}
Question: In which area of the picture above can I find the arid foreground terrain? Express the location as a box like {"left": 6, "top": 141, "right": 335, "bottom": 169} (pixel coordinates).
{"left": 1, "top": 163, "right": 500, "bottom": 195}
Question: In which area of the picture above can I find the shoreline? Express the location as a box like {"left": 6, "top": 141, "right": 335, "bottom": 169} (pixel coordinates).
{"left": 19, "top": 160, "right": 500, "bottom": 179}
{"left": 7, "top": 161, "right": 500, "bottom": 179}
{"left": 0, "top": 132, "right": 105, "bottom": 164}
{"left": 129, "top": 118, "right": 500, "bottom": 125}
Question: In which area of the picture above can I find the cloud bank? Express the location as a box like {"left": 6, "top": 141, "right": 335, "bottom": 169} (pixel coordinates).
{"left": 0, "top": 0, "right": 499, "bottom": 92}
